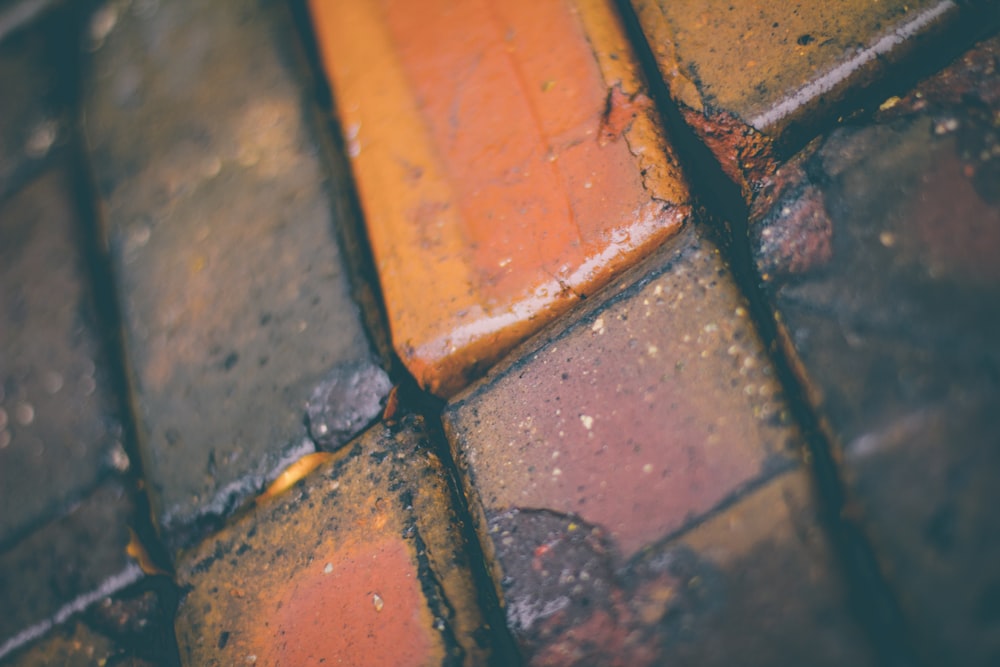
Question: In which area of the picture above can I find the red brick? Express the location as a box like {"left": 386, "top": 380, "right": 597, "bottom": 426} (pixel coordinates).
{"left": 309, "top": 0, "right": 691, "bottom": 396}
{"left": 175, "top": 415, "right": 500, "bottom": 666}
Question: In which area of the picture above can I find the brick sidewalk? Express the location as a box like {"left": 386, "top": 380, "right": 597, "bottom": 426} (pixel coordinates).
{"left": 1, "top": 0, "right": 999, "bottom": 665}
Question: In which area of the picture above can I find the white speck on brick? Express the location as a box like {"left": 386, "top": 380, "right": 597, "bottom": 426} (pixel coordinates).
{"left": 580, "top": 415, "right": 594, "bottom": 430}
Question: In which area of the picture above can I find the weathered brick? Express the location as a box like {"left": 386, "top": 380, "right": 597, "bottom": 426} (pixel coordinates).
{"left": 175, "top": 415, "right": 500, "bottom": 666}
{"left": 309, "top": 0, "right": 691, "bottom": 396}
{"left": 445, "top": 226, "right": 816, "bottom": 662}
{"left": 0, "top": 167, "right": 124, "bottom": 546}
{"left": 82, "top": 0, "right": 385, "bottom": 533}
{"left": 750, "top": 35, "right": 1000, "bottom": 665}
{"left": 629, "top": 0, "right": 996, "bottom": 196}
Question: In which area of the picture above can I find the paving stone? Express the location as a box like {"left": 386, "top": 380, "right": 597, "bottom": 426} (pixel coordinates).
{"left": 82, "top": 0, "right": 383, "bottom": 533}
{"left": 750, "top": 35, "right": 1000, "bottom": 665}
{"left": 175, "top": 414, "right": 500, "bottom": 666}
{"left": 629, "top": 0, "right": 996, "bottom": 197}
{"left": 0, "top": 14, "right": 63, "bottom": 201}
{"left": 309, "top": 0, "right": 692, "bottom": 396}
{"left": 0, "top": 479, "right": 139, "bottom": 657}
{"left": 444, "top": 226, "right": 820, "bottom": 662}
{"left": 0, "top": 167, "right": 124, "bottom": 547}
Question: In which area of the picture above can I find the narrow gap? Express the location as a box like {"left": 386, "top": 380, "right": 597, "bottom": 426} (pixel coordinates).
{"left": 414, "top": 388, "right": 525, "bottom": 667}
{"left": 286, "top": 4, "right": 523, "bottom": 664}
{"left": 613, "top": 2, "right": 921, "bottom": 666}
{"left": 285, "top": 0, "right": 397, "bottom": 374}
{"left": 53, "top": 3, "right": 181, "bottom": 663}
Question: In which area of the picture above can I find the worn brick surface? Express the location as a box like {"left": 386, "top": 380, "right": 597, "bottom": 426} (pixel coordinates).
{"left": 445, "top": 226, "right": 820, "bottom": 662}
{"left": 630, "top": 0, "right": 995, "bottom": 196}
{"left": 750, "top": 35, "right": 1000, "bottom": 665}
{"left": 0, "top": 167, "right": 124, "bottom": 546}
{"left": 175, "top": 415, "right": 501, "bottom": 666}
{"left": 82, "top": 0, "right": 384, "bottom": 533}
{"left": 309, "top": 0, "right": 691, "bottom": 397}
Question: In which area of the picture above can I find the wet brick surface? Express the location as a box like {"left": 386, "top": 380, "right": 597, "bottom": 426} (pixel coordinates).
{"left": 629, "top": 0, "right": 993, "bottom": 196}
{"left": 0, "top": 167, "right": 124, "bottom": 547}
{"left": 750, "top": 35, "right": 1000, "bottom": 665}
{"left": 175, "top": 415, "right": 500, "bottom": 666}
{"left": 309, "top": 0, "right": 691, "bottom": 396}
{"left": 82, "top": 0, "right": 383, "bottom": 533}
{"left": 445, "top": 225, "right": 806, "bottom": 661}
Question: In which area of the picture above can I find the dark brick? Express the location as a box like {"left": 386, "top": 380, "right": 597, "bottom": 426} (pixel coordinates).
{"left": 81, "top": 0, "right": 384, "bottom": 533}
{"left": 0, "top": 167, "right": 124, "bottom": 547}
{"left": 751, "top": 35, "right": 1000, "bottom": 665}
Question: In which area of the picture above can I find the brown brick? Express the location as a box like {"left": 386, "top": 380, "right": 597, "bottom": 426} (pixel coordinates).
{"left": 445, "top": 226, "right": 804, "bottom": 662}
{"left": 82, "top": 0, "right": 384, "bottom": 533}
{"left": 175, "top": 415, "right": 498, "bottom": 666}
{"left": 629, "top": 0, "right": 994, "bottom": 196}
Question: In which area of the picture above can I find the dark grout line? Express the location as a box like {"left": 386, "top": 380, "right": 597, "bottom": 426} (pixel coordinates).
{"left": 612, "top": 1, "right": 922, "bottom": 666}
{"left": 285, "top": 0, "right": 398, "bottom": 376}
{"left": 46, "top": 3, "right": 182, "bottom": 663}
{"left": 418, "top": 408, "right": 526, "bottom": 667}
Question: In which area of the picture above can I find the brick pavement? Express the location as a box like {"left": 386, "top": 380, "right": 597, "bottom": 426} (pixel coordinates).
{"left": 1, "top": 1, "right": 998, "bottom": 665}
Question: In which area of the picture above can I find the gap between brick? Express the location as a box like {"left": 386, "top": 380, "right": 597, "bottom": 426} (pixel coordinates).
{"left": 612, "top": 1, "right": 925, "bottom": 666}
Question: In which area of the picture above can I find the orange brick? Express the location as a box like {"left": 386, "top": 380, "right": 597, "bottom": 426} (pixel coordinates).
{"left": 309, "top": 0, "right": 691, "bottom": 396}
{"left": 629, "top": 0, "right": 984, "bottom": 196}
{"left": 175, "top": 415, "right": 503, "bottom": 666}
